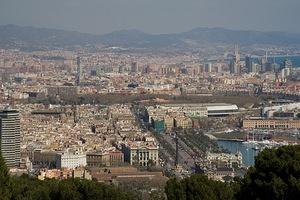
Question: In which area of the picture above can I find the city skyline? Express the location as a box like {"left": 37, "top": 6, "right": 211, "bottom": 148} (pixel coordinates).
{"left": 1, "top": 0, "right": 300, "bottom": 35}
{"left": 1, "top": 1, "right": 300, "bottom": 199}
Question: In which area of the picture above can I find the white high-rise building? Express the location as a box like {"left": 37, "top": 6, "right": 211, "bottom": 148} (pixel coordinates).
{"left": 0, "top": 109, "right": 21, "bottom": 168}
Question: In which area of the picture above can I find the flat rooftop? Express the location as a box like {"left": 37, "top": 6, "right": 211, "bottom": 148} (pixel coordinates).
{"left": 162, "top": 103, "right": 236, "bottom": 107}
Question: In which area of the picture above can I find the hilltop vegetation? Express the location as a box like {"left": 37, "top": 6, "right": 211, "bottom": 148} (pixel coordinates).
{"left": 0, "top": 153, "right": 133, "bottom": 200}
{"left": 165, "top": 145, "right": 300, "bottom": 200}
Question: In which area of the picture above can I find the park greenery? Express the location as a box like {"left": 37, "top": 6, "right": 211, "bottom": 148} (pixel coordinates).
{"left": 1, "top": 145, "right": 300, "bottom": 200}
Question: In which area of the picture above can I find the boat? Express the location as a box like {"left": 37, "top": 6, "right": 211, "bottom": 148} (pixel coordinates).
{"left": 252, "top": 146, "right": 260, "bottom": 151}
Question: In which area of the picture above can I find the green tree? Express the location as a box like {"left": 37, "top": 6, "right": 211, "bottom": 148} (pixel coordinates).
{"left": 165, "top": 175, "right": 233, "bottom": 200}
{"left": 165, "top": 177, "right": 185, "bottom": 200}
{"left": 0, "top": 152, "right": 11, "bottom": 200}
{"left": 237, "top": 145, "right": 300, "bottom": 200}
{"left": 1, "top": 151, "right": 134, "bottom": 200}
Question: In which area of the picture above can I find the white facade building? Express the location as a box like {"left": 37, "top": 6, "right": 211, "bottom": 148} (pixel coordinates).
{"left": 56, "top": 151, "right": 87, "bottom": 169}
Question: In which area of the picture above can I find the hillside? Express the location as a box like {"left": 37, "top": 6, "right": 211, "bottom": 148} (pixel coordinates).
{"left": 1, "top": 24, "right": 300, "bottom": 50}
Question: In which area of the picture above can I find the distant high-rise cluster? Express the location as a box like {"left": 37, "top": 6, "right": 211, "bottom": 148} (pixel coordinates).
{"left": 0, "top": 109, "right": 21, "bottom": 168}
{"left": 230, "top": 47, "right": 294, "bottom": 81}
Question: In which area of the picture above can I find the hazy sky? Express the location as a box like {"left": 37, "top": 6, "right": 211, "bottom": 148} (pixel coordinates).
{"left": 0, "top": 0, "right": 299, "bottom": 34}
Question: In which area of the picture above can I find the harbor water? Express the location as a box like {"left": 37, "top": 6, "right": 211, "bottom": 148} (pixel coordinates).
{"left": 217, "top": 140, "right": 259, "bottom": 167}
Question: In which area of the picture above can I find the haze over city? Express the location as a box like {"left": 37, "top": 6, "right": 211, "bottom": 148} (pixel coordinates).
{"left": 1, "top": 0, "right": 300, "bottom": 34}
{"left": 1, "top": 1, "right": 300, "bottom": 200}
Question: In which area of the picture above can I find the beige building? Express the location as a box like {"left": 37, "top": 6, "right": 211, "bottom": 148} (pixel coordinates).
{"left": 164, "top": 115, "right": 175, "bottom": 130}
{"left": 243, "top": 118, "right": 300, "bottom": 129}
{"left": 38, "top": 168, "right": 91, "bottom": 180}
{"left": 174, "top": 116, "right": 192, "bottom": 129}
{"left": 86, "top": 151, "right": 124, "bottom": 168}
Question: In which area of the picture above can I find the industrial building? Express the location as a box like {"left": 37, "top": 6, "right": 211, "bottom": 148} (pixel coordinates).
{"left": 205, "top": 103, "right": 239, "bottom": 116}
{"left": 160, "top": 103, "right": 239, "bottom": 117}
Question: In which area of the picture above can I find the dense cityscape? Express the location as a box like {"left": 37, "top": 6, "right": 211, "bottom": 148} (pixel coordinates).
{"left": 1, "top": 1, "right": 300, "bottom": 200}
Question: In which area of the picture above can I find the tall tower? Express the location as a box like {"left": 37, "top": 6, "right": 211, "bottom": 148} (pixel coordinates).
{"left": 131, "top": 62, "right": 139, "bottom": 73}
{"left": 230, "top": 45, "right": 241, "bottom": 74}
{"left": 76, "top": 57, "right": 82, "bottom": 86}
{"left": 234, "top": 45, "right": 240, "bottom": 63}
{"left": 0, "top": 109, "right": 21, "bottom": 168}
{"left": 245, "top": 56, "right": 255, "bottom": 73}
{"left": 204, "top": 63, "right": 212, "bottom": 73}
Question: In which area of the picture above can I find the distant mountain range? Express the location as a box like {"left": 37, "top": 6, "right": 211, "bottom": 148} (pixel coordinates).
{"left": 1, "top": 24, "right": 300, "bottom": 50}
{"left": 0, "top": 25, "right": 100, "bottom": 50}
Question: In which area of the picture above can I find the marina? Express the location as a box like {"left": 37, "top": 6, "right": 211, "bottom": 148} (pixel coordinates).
{"left": 217, "top": 140, "right": 258, "bottom": 166}
{"left": 217, "top": 138, "right": 298, "bottom": 167}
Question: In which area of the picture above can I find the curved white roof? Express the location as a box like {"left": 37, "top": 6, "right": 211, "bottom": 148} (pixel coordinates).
{"left": 207, "top": 105, "right": 238, "bottom": 111}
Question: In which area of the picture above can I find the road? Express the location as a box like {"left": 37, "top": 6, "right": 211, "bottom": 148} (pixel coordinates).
{"left": 133, "top": 105, "right": 196, "bottom": 175}
{"left": 160, "top": 133, "right": 195, "bottom": 172}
